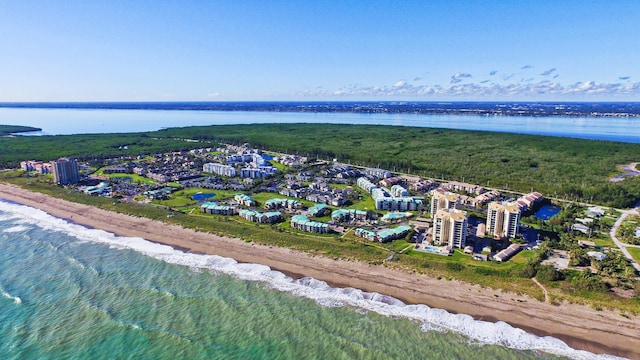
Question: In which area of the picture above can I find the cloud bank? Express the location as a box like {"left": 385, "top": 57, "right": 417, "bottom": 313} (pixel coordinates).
{"left": 296, "top": 80, "right": 640, "bottom": 99}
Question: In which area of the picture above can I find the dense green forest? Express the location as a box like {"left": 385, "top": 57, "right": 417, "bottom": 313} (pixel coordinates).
{"left": 0, "top": 132, "right": 205, "bottom": 166}
{"left": 152, "top": 124, "right": 640, "bottom": 208}
{"left": 0, "top": 125, "right": 41, "bottom": 135}
{"left": 2, "top": 123, "right": 640, "bottom": 207}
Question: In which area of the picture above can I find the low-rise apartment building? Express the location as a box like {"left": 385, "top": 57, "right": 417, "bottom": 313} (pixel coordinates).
{"left": 239, "top": 209, "right": 282, "bottom": 224}
{"left": 290, "top": 215, "right": 329, "bottom": 233}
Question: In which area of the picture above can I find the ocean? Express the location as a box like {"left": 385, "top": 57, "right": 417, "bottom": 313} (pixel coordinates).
{"left": 0, "top": 200, "right": 618, "bottom": 360}
{"left": 1, "top": 104, "right": 640, "bottom": 143}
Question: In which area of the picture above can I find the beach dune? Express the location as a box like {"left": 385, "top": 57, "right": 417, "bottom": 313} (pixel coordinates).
{"left": 0, "top": 183, "right": 638, "bottom": 358}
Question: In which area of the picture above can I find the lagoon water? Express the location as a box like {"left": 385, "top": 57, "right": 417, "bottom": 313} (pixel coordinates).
{"left": 1, "top": 107, "right": 640, "bottom": 143}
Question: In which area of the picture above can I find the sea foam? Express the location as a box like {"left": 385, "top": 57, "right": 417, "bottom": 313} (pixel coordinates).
{"left": 0, "top": 286, "right": 22, "bottom": 304}
{"left": 0, "top": 200, "right": 623, "bottom": 360}
{"left": 2, "top": 225, "right": 29, "bottom": 233}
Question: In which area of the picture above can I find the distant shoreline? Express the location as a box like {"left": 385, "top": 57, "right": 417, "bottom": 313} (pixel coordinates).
{"left": 1, "top": 182, "right": 639, "bottom": 358}
{"left": 1, "top": 101, "right": 640, "bottom": 118}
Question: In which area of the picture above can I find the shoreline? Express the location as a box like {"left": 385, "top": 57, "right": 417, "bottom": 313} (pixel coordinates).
{"left": 1, "top": 183, "right": 639, "bottom": 358}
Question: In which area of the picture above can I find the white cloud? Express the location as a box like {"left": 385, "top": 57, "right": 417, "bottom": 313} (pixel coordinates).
{"left": 450, "top": 72, "right": 472, "bottom": 84}
{"left": 296, "top": 78, "right": 640, "bottom": 99}
{"left": 452, "top": 72, "right": 472, "bottom": 79}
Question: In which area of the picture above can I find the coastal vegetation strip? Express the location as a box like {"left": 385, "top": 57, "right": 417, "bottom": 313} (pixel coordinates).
{"left": 0, "top": 125, "right": 41, "bottom": 135}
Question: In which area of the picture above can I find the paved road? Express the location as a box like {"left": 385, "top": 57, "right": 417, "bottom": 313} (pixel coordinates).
{"left": 609, "top": 207, "right": 640, "bottom": 273}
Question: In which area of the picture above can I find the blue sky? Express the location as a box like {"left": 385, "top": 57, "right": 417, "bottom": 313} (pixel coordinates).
{"left": 1, "top": 0, "right": 639, "bottom": 101}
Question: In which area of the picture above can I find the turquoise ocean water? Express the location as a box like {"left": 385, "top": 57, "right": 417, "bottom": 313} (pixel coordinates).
{"left": 0, "top": 200, "right": 620, "bottom": 360}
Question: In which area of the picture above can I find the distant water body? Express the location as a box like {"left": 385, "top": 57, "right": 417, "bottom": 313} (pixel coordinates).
{"left": 1, "top": 200, "right": 615, "bottom": 359}
{"left": 1, "top": 106, "right": 639, "bottom": 143}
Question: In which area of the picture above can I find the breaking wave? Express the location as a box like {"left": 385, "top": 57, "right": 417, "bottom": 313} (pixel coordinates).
{"left": 0, "top": 200, "right": 623, "bottom": 360}
{"left": 0, "top": 286, "right": 22, "bottom": 304}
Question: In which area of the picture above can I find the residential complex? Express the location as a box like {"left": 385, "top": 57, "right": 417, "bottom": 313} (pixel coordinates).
{"left": 290, "top": 214, "right": 329, "bottom": 233}
{"left": 200, "top": 202, "right": 238, "bottom": 216}
{"left": 390, "top": 184, "right": 408, "bottom": 197}
{"left": 264, "top": 198, "right": 301, "bottom": 210}
{"left": 364, "top": 168, "right": 392, "bottom": 179}
{"left": 20, "top": 160, "right": 51, "bottom": 174}
{"left": 52, "top": 158, "right": 80, "bottom": 185}
{"left": 239, "top": 209, "right": 282, "bottom": 224}
{"left": 355, "top": 225, "right": 412, "bottom": 243}
{"left": 486, "top": 202, "right": 521, "bottom": 239}
{"left": 203, "top": 163, "right": 236, "bottom": 177}
{"left": 433, "top": 209, "right": 468, "bottom": 248}
{"left": 234, "top": 194, "right": 255, "bottom": 207}
{"left": 515, "top": 192, "right": 544, "bottom": 211}
{"left": 357, "top": 177, "right": 423, "bottom": 211}
{"left": 493, "top": 244, "right": 523, "bottom": 262}
{"left": 239, "top": 166, "right": 278, "bottom": 178}
{"left": 24, "top": 143, "right": 561, "bottom": 267}
{"left": 430, "top": 191, "right": 460, "bottom": 218}
{"left": 307, "top": 203, "right": 328, "bottom": 217}
{"left": 331, "top": 209, "right": 371, "bottom": 223}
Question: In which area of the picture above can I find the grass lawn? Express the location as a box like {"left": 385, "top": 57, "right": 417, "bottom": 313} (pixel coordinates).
{"left": 402, "top": 247, "right": 531, "bottom": 273}
{"left": 628, "top": 247, "right": 640, "bottom": 263}
{"left": 156, "top": 187, "right": 252, "bottom": 208}
{"left": 593, "top": 235, "right": 616, "bottom": 248}
{"left": 251, "top": 192, "right": 316, "bottom": 208}
{"left": 153, "top": 197, "right": 198, "bottom": 207}
{"left": 268, "top": 160, "right": 289, "bottom": 172}
{"left": 104, "top": 173, "right": 156, "bottom": 185}
{"left": 351, "top": 190, "right": 375, "bottom": 211}
{"left": 311, "top": 214, "right": 333, "bottom": 222}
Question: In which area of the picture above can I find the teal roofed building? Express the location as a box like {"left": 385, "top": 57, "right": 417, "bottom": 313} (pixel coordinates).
{"left": 234, "top": 194, "right": 255, "bottom": 207}
{"left": 331, "top": 209, "right": 371, "bottom": 223}
{"left": 291, "top": 214, "right": 329, "bottom": 233}
{"left": 307, "top": 204, "right": 328, "bottom": 217}
{"left": 381, "top": 212, "right": 413, "bottom": 222}
{"left": 200, "top": 201, "right": 238, "bottom": 216}
{"left": 239, "top": 209, "right": 282, "bottom": 224}
{"left": 355, "top": 225, "right": 412, "bottom": 243}
{"left": 264, "top": 198, "right": 301, "bottom": 210}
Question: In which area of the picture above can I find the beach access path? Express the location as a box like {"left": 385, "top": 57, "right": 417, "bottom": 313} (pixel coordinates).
{"left": 1, "top": 183, "right": 639, "bottom": 358}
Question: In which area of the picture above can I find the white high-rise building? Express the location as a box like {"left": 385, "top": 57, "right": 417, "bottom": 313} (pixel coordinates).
{"left": 433, "top": 209, "right": 468, "bottom": 248}
{"left": 486, "top": 202, "right": 521, "bottom": 239}
{"left": 430, "top": 192, "right": 459, "bottom": 218}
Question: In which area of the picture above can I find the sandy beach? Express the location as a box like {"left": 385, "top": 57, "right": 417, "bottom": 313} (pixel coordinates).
{"left": 1, "top": 183, "right": 638, "bottom": 358}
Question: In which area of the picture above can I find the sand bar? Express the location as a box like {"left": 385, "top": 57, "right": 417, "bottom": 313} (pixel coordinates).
{"left": 1, "top": 183, "right": 638, "bottom": 358}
